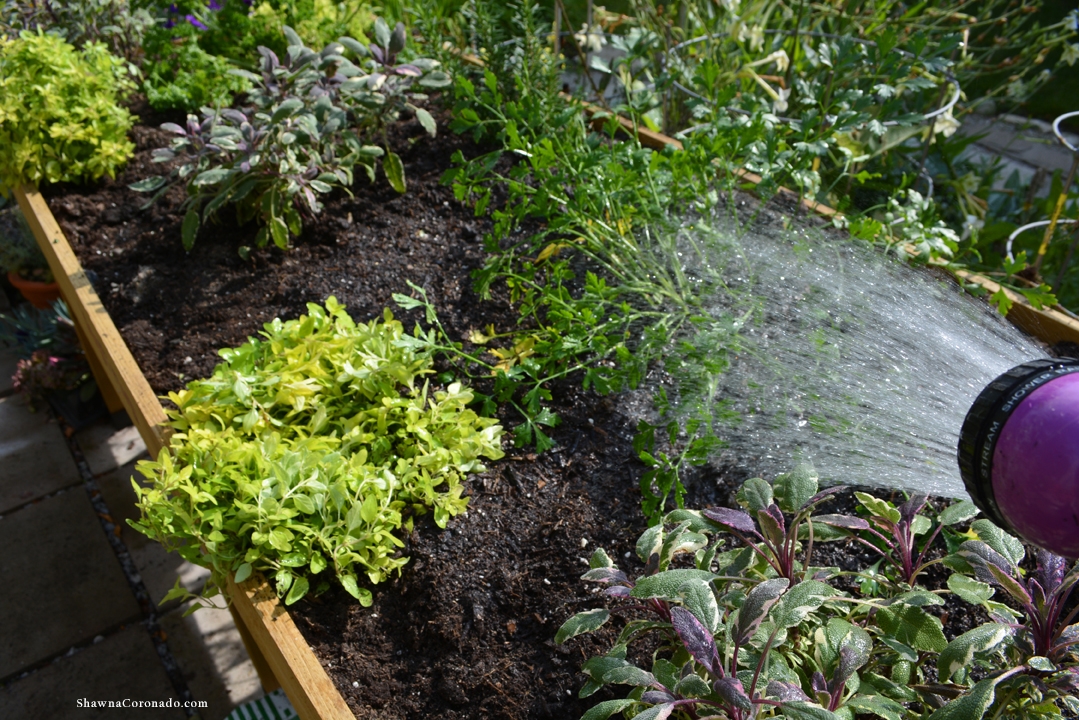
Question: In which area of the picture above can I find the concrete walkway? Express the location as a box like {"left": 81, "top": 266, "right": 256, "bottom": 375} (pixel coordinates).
{"left": 0, "top": 289, "right": 263, "bottom": 719}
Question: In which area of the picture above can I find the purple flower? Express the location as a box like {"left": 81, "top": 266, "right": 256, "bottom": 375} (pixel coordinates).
{"left": 185, "top": 14, "right": 207, "bottom": 30}
{"left": 208, "top": 0, "right": 222, "bottom": 10}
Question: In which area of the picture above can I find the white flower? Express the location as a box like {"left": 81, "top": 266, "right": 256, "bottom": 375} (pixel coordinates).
{"left": 932, "top": 109, "right": 959, "bottom": 138}
{"left": 1006, "top": 78, "right": 1027, "bottom": 99}
{"left": 737, "top": 24, "right": 764, "bottom": 51}
{"left": 1063, "top": 43, "right": 1079, "bottom": 67}
{"left": 1067, "top": 10, "right": 1078, "bottom": 32}
{"left": 766, "top": 49, "right": 790, "bottom": 73}
{"left": 961, "top": 214, "right": 985, "bottom": 241}
{"left": 773, "top": 87, "right": 791, "bottom": 114}
{"left": 574, "top": 24, "right": 604, "bottom": 53}
{"left": 748, "top": 25, "right": 764, "bottom": 52}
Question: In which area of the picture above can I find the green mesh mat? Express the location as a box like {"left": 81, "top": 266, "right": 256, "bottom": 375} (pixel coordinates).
{"left": 223, "top": 689, "right": 298, "bottom": 720}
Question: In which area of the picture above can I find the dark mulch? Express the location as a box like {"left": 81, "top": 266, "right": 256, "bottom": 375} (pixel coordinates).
{"left": 45, "top": 105, "right": 1007, "bottom": 719}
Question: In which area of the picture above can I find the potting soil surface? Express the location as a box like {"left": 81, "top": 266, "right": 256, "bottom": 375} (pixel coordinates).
{"left": 51, "top": 103, "right": 991, "bottom": 719}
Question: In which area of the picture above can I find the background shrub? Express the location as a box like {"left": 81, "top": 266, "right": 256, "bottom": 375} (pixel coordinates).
{"left": 0, "top": 32, "right": 135, "bottom": 194}
{"left": 0, "top": 0, "right": 153, "bottom": 65}
{"left": 140, "top": 20, "right": 252, "bottom": 111}
{"left": 138, "top": 0, "right": 376, "bottom": 111}
{"left": 136, "top": 21, "right": 449, "bottom": 250}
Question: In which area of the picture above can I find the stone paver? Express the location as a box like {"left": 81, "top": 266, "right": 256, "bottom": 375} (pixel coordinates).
{"left": 161, "top": 602, "right": 261, "bottom": 719}
{"left": 76, "top": 421, "right": 147, "bottom": 477}
{"left": 0, "top": 489, "right": 140, "bottom": 678}
{"left": 0, "top": 396, "right": 82, "bottom": 514}
{"left": 96, "top": 459, "right": 211, "bottom": 608}
{"left": 0, "top": 624, "right": 187, "bottom": 720}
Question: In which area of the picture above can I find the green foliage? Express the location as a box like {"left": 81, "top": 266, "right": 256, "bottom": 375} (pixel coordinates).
{"left": 135, "top": 21, "right": 448, "bottom": 249}
{"left": 141, "top": 22, "right": 252, "bottom": 112}
{"left": 0, "top": 298, "right": 80, "bottom": 359}
{"left": 130, "top": 299, "right": 504, "bottom": 606}
{"left": 442, "top": 2, "right": 759, "bottom": 485}
{"left": 557, "top": 488, "right": 1079, "bottom": 720}
{"left": 0, "top": 0, "right": 153, "bottom": 65}
{"left": 0, "top": 32, "right": 134, "bottom": 194}
{"left": 139, "top": 0, "right": 381, "bottom": 111}
{"left": 197, "top": 0, "right": 374, "bottom": 63}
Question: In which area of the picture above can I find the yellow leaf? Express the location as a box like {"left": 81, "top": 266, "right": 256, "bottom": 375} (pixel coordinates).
{"left": 468, "top": 328, "right": 492, "bottom": 345}
{"left": 534, "top": 242, "right": 569, "bottom": 263}
{"left": 488, "top": 336, "right": 537, "bottom": 372}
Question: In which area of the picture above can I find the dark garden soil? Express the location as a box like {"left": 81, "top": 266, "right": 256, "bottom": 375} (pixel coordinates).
{"left": 48, "top": 105, "right": 994, "bottom": 719}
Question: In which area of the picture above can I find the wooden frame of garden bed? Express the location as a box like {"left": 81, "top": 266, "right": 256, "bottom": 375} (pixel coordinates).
{"left": 12, "top": 111, "right": 1079, "bottom": 720}
{"left": 14, "top": 185, "right": 355, "bottom": 720}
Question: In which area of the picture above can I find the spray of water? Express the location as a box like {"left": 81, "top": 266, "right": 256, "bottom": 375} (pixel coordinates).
{"left": 649, "top": 211, "right": 1047, "bottom": 498}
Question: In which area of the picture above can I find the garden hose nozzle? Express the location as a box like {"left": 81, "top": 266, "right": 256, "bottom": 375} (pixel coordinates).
{"left": 958, "top": 358, "right": 1079, "bottom": 559}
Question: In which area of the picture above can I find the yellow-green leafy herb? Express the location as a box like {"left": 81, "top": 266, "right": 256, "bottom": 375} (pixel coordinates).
{"left": 0, "top": 32, "right": 135, "bottom": 195}
{"left": 131, "top": 298, "right": 503, "bottom": 607}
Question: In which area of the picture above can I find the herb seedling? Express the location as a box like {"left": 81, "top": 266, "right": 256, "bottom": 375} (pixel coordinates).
{"left": 958, "top": 520, "right": 1079, "bottom": 663}
{"left": 816, "top": 493, "right": 980, "bottom": 588}
{"left": 131, "top": 299, "right": 504, "bottom": 607}
{"left": 701, "top": 467, "right": 842, "bottom": 584}
{"left": 556, "top": 517, "right": 840, "bottom": 720}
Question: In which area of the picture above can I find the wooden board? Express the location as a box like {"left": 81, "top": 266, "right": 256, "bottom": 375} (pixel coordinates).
{"left": 228, "top": 576, "right": 355, "bottom": 720}
{"left": 955, "top": 269, "right": 1079, "bottom": 347}
{"left": 14, "top": 186, "right": 169, "bottom": 457}
{"left": 16, "top": 185, "right": 354, "bottom": 720}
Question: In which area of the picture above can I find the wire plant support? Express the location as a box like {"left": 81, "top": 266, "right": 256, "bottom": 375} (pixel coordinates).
{"left": 1005, "top": 111, "right": 1079, "bottom": 294}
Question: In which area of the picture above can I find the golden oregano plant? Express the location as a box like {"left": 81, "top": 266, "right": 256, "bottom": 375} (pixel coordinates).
{"left": 0, "top": 31, "right": 135, "bottom": 195}
{"left": 130, "top": 298, "right": 504, "bottom": 607}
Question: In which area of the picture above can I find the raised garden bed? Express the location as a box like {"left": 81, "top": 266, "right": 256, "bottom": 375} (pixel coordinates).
{"left": 18, "top": 106, "right": 1079, "bottom": 720}
{"left": 18, "top": 115, "right": 667, "bottom": 720}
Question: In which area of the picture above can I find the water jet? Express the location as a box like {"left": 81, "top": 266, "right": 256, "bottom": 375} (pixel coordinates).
{"left": 656, "top": 214, "right": 1053, "bottom": 500}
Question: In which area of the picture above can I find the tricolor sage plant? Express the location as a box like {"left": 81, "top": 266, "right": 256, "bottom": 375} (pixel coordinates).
{"left": 133, "top": 19, "right": 450, "bottom": 250}
{"left": 556, "top": 472, "right": 1078, "bottom": 719}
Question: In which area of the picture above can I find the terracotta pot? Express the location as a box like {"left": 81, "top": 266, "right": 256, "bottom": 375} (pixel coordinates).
{"left": 7, "top": 270, "right": 60, "bottom": 309}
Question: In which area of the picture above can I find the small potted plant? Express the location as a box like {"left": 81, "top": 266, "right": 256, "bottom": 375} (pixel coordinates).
{"left": 0, "top": 205, "right": 59, "bottom": 308}
{"left": 1, "top": 299, "right": 106, "bottom": 427}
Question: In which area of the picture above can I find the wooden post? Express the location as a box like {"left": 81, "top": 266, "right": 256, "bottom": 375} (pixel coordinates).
{"left": 553, "top": 2, "right": 561, "bottom": 58}
{"left": 229, "top": 603, "right": 282, "bottom": 694}
{"left": 72, "top": 320, "right": 126, "bottom": 415}
{"left": 14, "top": 185, "right": 169, "bottom": 457}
